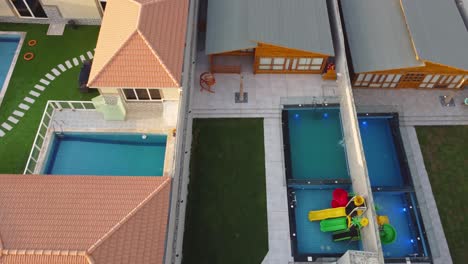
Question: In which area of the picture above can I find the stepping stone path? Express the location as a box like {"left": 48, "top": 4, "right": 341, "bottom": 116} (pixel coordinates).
{"left": 19, "top": 104, "right": 30, "bottom": 110}
{"left": 46, "top": 73, "right": 55, "bottom": 81}
{"left": 24, "top": 97, "right": 35, "bottom": 104}
{"left": 29, "top": 91, "right": 40, "bottom": 97}
{"left": 0, "top": 49, "right": 95, "bottom": 138}
{"left": 8, "top": 116, "right": 18, "bottom": 124}
{"left": 58, "top": 64, "right": 67, "bottom": 72}
{"left": 52, "top": 68, "right": 61, "bottom": 76}
{"left": 34, "top": 84, "right": 45, "bottom": 91}
{"left": 2, "top": 123, "right": 12, "bottom": 131}
{"left": 13, "top": 110, "right": 24, "bottom": 117}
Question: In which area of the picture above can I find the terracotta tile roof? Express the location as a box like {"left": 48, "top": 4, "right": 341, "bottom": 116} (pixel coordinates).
{"left": 0, "top": 175, "right": 172, "bottom": 264}
{"left": 0, "top": 252, "right": 89, "bottom": 264}
{"left": 88, "top": 0, "right": 189, "bottom": 88}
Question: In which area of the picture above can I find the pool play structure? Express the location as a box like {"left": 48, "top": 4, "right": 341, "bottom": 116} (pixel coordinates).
{"left": 307, "top": 188, "right": 397, "bottom": 244}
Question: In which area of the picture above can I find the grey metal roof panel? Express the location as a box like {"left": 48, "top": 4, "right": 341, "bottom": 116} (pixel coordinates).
{"left": 341, "top": 0, "right": 423, "bottom": 73}
{"left": 205, "top": 0, "right": 256, "bottom": 54}
{"left": 206, "top": 0, "right": 334, "bottom": 55}
{"left": 248, "top": 0, "right": 334, "bottom": 55}
{"left": 402, "top": 0, "right": 468, "bottom": 70}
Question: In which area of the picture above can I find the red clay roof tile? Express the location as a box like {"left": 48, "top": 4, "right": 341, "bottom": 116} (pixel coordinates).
{"left": 88, "top": 0, "right": 189, "bottom": 88}
{"left": 0, "top": 175, "right": 171, "bottom": 264}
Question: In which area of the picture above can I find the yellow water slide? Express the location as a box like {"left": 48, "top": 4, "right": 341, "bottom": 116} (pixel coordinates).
{"left": 308, "top": 207, "right": 346, "bottom": 221}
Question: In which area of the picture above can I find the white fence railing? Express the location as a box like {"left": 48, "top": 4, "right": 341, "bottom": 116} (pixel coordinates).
{"left": 23, "top": 100, "right": 96, "bottom": 174}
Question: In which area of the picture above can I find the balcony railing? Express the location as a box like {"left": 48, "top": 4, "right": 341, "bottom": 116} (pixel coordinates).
{"left": 23, "top": 100, "right": 95, "bottom": 174}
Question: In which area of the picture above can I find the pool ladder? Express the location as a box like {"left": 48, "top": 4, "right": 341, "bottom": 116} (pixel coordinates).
{"left": 52, "top": 120, "right": 65, "bottom": 138}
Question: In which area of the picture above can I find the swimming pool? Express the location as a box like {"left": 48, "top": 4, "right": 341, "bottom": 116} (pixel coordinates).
{"left": 283, "top": 108, "right": 430, "bottom": 262}
{"left": 0, "top": 34, "right": 21, "bottom": 94}
{"left": 358, "top": 114, "right": 429, "bottom": 260}
{"left": 43, "top": 133, "right": 167, "bottom": 176}
{"left": 285, "top": 107, "right": 349, "bottom": 181}
{"left": 283, "top": 107, "right": 357, "bottom": 261}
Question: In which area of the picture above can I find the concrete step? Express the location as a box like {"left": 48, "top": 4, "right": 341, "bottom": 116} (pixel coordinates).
{"left": 401, "top": 120, "right": 468, "bottom": 126}
{"left": 400, "top": 114, "right": 468, "bottom": 126}
{"left": 190, "top": 108, "right": 281, "bottom": 117}
{"left": 191, "top": 112, "right": 280, "bottom": 119}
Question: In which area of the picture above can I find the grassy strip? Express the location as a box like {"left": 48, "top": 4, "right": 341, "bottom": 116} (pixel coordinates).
{"left": 416, "top": 126, "right": 468, "bottom": 264}
{"left": 182, "top": 118, "right": 268, "bottom": 264}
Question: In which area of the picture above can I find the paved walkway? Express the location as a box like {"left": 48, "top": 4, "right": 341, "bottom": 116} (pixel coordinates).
{"left": 399, "top": 126, "right": 452, "bottom": 264}
{"left": 353, "top": 88, "right": 468, "bottom": 125}
{"left": 0, "top": 50, "right": 95, "bottom": 138}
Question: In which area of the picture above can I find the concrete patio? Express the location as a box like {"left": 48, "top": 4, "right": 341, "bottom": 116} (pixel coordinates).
{"left": 353, "top": 88, "right": 468, "bottom": 125}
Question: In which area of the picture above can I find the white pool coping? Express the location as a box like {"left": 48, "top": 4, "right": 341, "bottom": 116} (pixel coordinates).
{"left": 0, "top": 31, "right": 25, "bottom": 108}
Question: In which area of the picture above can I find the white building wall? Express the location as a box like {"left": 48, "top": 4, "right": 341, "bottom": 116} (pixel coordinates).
{"left": 0, "top": 0, "right": 15, "bottom": 17}
{"left": 328, "top": 0, "right": 383, "bottom": 262}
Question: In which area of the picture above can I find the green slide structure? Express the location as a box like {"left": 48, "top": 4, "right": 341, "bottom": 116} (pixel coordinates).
{"left": 320, "top": 217, "right": 348, "bottom": 232}
{"left": 380, "top": 224, "right": 397, "bottom": 244}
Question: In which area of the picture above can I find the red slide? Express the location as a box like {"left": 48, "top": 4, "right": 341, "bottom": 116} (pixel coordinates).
{"left": 331, "top": 188, "right": 348, "bottom": 208}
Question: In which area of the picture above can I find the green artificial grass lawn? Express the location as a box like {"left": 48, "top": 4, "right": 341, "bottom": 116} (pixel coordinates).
{"left": 416, "top": 126, "right": 468, "bottom": 264}
{"left": 182, "top": 118, "right": 268, "bottom": 264}
{"left": 0, "top": 24, "right": 100, "bottom": 173}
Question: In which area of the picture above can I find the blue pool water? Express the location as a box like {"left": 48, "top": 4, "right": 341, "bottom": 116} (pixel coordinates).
{"left": 358, "top": 117, "right": 403, "bottom": 186}
{"left": 294, "top": 187, "right": 359, "bottom": 255}
{"left": 285, "top": 109, "right": 428, "bottom": 260}
{"left": 287, "top": 108, "right": 348, "bottom": 180}
{"left": 358, "top": 116, "right": 428, "bottom": 258}
{"left": 374, "top": 192, "right": 421, "bottom": 258}
{"left": 44, "top": 133, "right": 167, "bottom": 176}
{"left": 0, "top": 34, "right": 20, "bottom": 91}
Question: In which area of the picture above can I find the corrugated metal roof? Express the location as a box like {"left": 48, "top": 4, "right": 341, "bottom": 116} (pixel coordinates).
{"left": 205, "top": 0, "right": 256, "bottom": 54}
{"left": 402, "top": 0, "right": 468, "bottom": 70}
{"left": 248, "top": 0, "right": 334, "bottom": 55}
{"left": 206, "top": 0, "right": 334, "bottom": 55}
{"left": 341, "top": 0, "right": 423, "bottom": 73}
